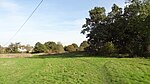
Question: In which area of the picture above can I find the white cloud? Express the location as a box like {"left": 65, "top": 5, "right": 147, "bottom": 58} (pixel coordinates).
{"left": 0, "top": 1, "right": 20, "bottom": 12}
{"left": 0, "top": 1, "right": 24, "bottom": 31}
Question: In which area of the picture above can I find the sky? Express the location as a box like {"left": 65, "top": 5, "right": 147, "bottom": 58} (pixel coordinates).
{"left": 0, "top": 0, "right": 126, "bottom": 46}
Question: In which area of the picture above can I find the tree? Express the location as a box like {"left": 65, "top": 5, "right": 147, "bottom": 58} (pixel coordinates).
{"left": 64, "top": 45, "right": 76, "bottom": 52}
{"left": 44, "top": 41, "right": 57, "bottom": 53}
{"left": 82, "top": 0, "right": 150, "bottom": 57}
{"left": 33, "top": 42, "right": 47, "bottom": 53}
{"left": 72, "top": 43, "right": 78, "bottom": 51}
{"left": 79, "top": 41, "right": 89, "bottom": 51}
{"left": 0, "top": 45, "right": 5, "bottom": 54}
{"left": 6, "top": 43, "right": 20, "bottom": 53}
{"left": 56, "top": 42, "right": 65, "bottom": 53}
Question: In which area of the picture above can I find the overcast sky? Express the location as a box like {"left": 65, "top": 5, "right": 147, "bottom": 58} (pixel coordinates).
{"left": 0, "top": 0, "right": 125, "bottom": 46}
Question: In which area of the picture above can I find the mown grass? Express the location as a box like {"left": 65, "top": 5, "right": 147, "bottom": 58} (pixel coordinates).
{"left": 0, "top": 55, "right": 149, "bottom": 84}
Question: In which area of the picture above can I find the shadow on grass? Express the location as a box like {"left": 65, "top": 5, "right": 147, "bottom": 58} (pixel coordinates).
{"left": 27, "top": 52, "right": 141, "bottom": 59}
{"left": 27, "top": 51, "right": 102, "bottom": 59}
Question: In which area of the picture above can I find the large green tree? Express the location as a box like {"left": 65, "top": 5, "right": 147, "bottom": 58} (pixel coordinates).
{"left": 82, "top": 0, "right": 150, "bottom": 57}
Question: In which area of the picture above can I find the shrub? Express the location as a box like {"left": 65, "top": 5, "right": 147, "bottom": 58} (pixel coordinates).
{"left": 101, "top": 42, "right": 116, "bottom": 55}
{"left": 79, "top": 41, "right": 89, "bottom": 51}
{"left": 44, "top": 41, "right": 57, "bottom": 53}
{"left": 33, "top": 42, "right": 47, "bottom": 53}
{"left": 64, "top": 45, "right": 76, "bottom": 52}
{"left": 56, "top": 43, "right": 65, "bottom": 53}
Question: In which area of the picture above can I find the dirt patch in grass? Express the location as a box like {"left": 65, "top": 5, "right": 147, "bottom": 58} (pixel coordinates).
{"left": 0, "top": 53, "right": 33, "bottom": 58}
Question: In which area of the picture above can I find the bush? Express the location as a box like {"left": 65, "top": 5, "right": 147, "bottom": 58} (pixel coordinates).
{"left": 33, "top": 42, "right": 47, "bottom": 53}
{"left": 44, "top": 41, "right": 57, "bottom": 53}
{"left": 72, "top": 43, "right": 79, "bottom": 51}
{"left": 101, "top": 42, "right": 116, "bottom": 55}
{"left": 79, "top": 41, "right": 89, "bottom": 51}
{"left": 56, "top": 43, "right": 65, "bottom": 53}
{"left": 142, "top": 52, "right": 150, "bottom": 58}
{"left": 64, "top": 45, "right": 76, "bottom": 52}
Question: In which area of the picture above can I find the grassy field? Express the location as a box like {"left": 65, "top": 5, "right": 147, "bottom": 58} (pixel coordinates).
{"left": 0, "top": 55, "right": 149, "bottom": 84}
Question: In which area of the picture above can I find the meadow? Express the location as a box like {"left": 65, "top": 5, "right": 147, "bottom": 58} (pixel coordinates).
{"left": 0, "top": 54, "right": 149, "bottom": 84}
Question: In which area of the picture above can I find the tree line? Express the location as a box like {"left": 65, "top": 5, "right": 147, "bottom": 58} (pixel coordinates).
{"left": 0, "top": 42, "right": 33, "bottom": 53}
{"left": 0, "top": 41, "right": 89, "bottom": 54}
{"left": 82, "top": 0, "right": 150, "bottom": 57}
{"left": 33, "top": 41, "right": 89, "bottom": 54}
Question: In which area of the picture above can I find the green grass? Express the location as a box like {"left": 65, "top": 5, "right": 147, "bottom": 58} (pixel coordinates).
{"left": 0, "top": 55, "right": 149, "bottom": 84}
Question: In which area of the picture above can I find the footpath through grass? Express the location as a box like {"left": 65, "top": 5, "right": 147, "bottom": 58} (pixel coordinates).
{"left": 0, "top": 55, "right": 149, "bottom": 84}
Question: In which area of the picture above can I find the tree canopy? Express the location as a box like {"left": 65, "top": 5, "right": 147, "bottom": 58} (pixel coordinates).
{"left": 79, "top": 41, "right": 89, "bottom": 51}
{"left": 33, "top": 42, "right": 47, "bottom": 53}
{"left": 82, "top": 0, "right": 150, "bottom": 57}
